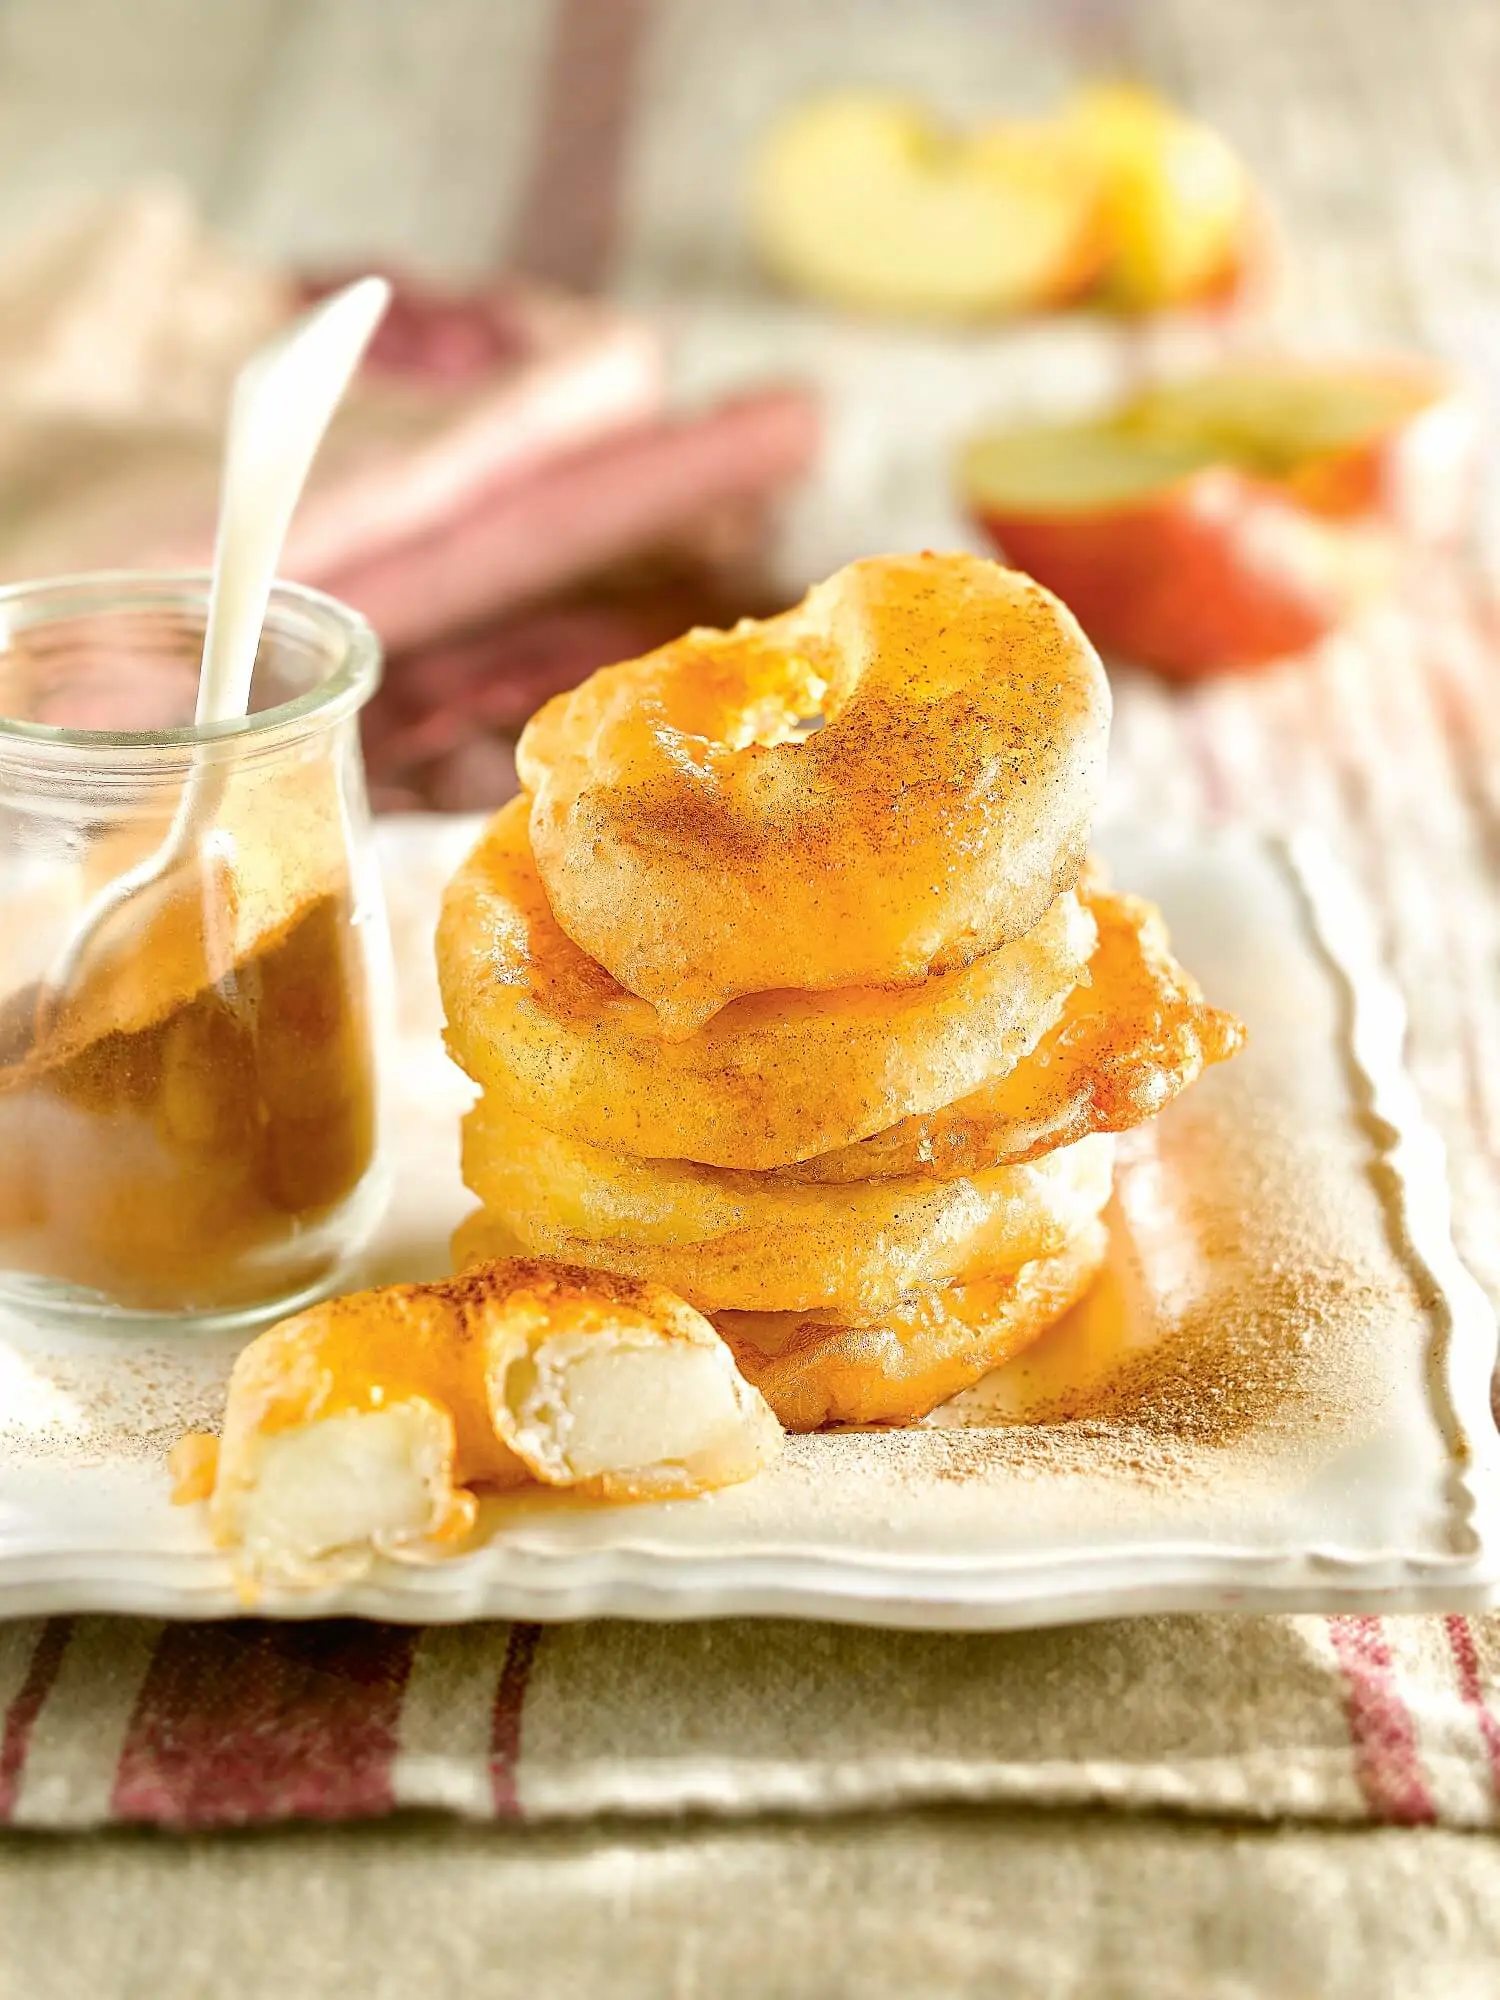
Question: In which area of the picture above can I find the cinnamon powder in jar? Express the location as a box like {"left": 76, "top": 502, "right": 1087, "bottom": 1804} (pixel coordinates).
{"left": 0, "top": 572, "right": 390, "bottom": 1319}
{"left": 0, "top": 875, "right": 376, "bottom": 1315}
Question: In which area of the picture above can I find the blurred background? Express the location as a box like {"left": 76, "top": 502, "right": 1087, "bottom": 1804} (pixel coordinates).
{"left": 0, "top": 0, "right": 1497, "bottom": 810}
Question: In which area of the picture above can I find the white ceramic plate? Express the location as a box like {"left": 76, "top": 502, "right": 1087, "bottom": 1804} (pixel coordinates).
{"left": 1, "top": 819, "right": 1497, "bottom": 1628}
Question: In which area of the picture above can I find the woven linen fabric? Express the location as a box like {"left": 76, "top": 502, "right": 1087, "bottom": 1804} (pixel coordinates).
{"left": 2, "top": 1813, "right": 1499, "bottom": 2000}
{"left": 4, "top": 1814, "right": 1500, "bottom": 2000}
{"left": 5, "top": 0, "right": 1500, "bottom": 1872}
{"left": 2, "top": 1609, "right": 1500, "bottom": 1831}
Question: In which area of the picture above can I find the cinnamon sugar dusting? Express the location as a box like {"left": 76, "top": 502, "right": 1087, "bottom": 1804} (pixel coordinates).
{"left": 915, "top": 841, "right": 1442, "bottom": 1498}
{"left": 926, "top": 1257, "right": 1391, "bottom": 1498}
{"left": 0, "top": 1333, "right": 231, "bottom": 1466}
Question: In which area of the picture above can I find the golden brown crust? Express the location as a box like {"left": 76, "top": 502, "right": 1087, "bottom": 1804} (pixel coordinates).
{"left": 516, "top": 553, "right": 1110, "bottom": 1034}
{"left": 716, "top": 1221, "right": 1110, "bottom": 1430}
{"left": 458, "top": 1103, "right": 1116, "bottom": 1317}
{"left": 777, "top": 881, "right": 1245, "bottom": 1183}
{"left": 436, "top": 795, "right": 1095, "bottom": 1171}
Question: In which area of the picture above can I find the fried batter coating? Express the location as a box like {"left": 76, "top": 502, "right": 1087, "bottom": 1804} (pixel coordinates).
{"left": 453, "top": 1128, "right": 1114, "bottom": 1318}
{"left": 171, "top": 1258, "right": 782, "bottom": 1586}
{"left": 715, "top": 1220, "right": 1109, "bottom": 1429}
{"left": 429, "top": 551, "right": 1246, "bottom": 1450}
{"left": 518, "top": 552, "right": 1110, "bottom": 1035}
{"left": 438, "top": 796, "right": 1096, "bottom": 1171}
{"left": 778, "top": 882, "right": 1244, "bottom": 1183}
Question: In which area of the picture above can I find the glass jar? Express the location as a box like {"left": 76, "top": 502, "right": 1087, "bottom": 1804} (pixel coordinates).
{"left": 0, "top": 573, "right": 393, "bottom": 1328}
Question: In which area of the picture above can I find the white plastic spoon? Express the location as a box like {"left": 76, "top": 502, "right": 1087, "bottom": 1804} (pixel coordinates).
{"left": 41, "top": 275, "right": 390, "bottom": 1009}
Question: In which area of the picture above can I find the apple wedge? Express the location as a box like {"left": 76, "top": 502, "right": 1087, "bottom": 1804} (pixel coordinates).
{"left": 1061, "top": 85, "right": 1258, "bottom": 311}
{"left": 748, "top": 91, "right": 1106, "bottom": 320}
{"left": 963, "top": 359, "right": 1478, "bottom": 678}
{"left": 1122, "top": 363, "right": 1478, "bottom": 540}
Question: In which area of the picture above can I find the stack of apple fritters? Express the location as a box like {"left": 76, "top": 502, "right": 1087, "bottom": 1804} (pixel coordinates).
{"left": 439, "top": 553, "right": 1242, "bottom": 1430}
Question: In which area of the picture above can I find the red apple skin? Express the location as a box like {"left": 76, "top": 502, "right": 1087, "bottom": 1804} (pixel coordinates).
{"left": 969, "top": 370, "right": 1480, "bottom": 682}
{"left": 1287, "top": 377, "right": 1481, "bottom": 543}
{"left": 974, "top": 468, "right": 1366, "bottom": 680}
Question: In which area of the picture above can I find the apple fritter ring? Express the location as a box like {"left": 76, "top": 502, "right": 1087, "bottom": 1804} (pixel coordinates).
{"left": 455, "top": 1117, "right": 1115, "bottom": 1317}
{"left": 778, "top": 883, "right": 1244, "bottom": 1184}
{"left": 437, "top": 795, "right": 1097, "bottom": 1171}
{"left": 715, "top": 1219, "right": 1109, "bottom": 1430}
{"left": 516, "top": 552, "right": 1111, "bottom": 1035}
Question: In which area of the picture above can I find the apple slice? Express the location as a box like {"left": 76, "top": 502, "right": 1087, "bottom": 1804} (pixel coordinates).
{"left": 1123, "top": 362, "right": 1478, "bottom": 539}
{"left": 1060, "top": 85, "right": 1257, "bottom": 311}
{"left": 749, "top": 91, "right": 1105, "bottom": 320}
{"left": 963, "top": 359, "right": 1477, "bottom": 679}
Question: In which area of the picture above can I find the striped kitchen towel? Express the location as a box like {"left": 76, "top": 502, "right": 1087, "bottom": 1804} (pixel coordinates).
{"left": 2, "top": 1613, "right": 1500, "bottom": 1831}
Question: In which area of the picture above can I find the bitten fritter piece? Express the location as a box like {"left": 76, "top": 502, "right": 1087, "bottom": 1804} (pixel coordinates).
{"left": 172, "top": 1258, "right": 782, "bottom": 1587}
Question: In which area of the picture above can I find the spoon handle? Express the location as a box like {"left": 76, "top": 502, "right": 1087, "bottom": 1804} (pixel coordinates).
{"left": 196, "top": 276, "right": 390, "bottom": 729}
{"left": 39, "top": 278, "right": 389, "bottom": 1014}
